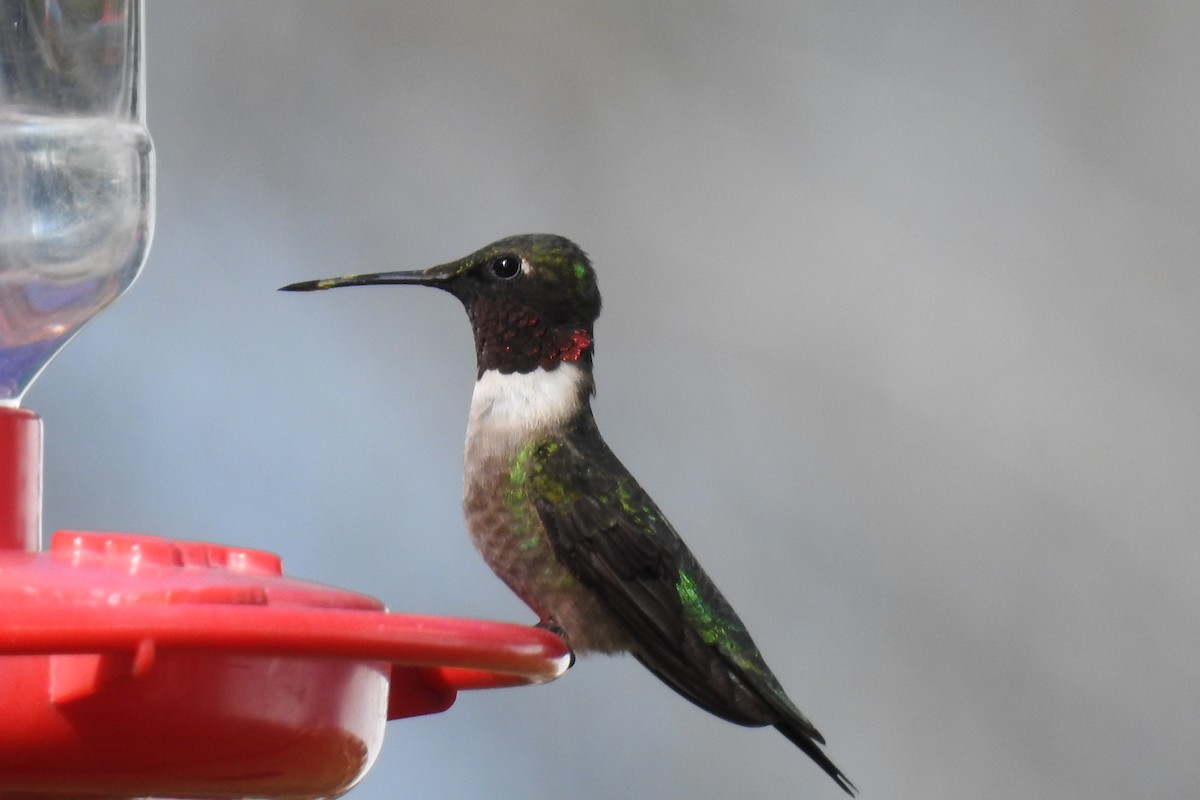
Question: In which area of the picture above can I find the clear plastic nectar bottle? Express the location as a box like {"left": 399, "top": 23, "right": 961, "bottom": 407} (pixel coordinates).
{"left": 0, "top": 0, "right": 154, "bottom": 405}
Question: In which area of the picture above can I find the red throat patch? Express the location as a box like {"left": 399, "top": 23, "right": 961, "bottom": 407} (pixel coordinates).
{"left": 558, "top": 329, "right": 592, "bottom": 362}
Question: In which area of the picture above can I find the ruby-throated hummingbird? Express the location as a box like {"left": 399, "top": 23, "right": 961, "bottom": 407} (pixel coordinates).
{"left": 281, "top": 234, "right": 855, "bottom": 794}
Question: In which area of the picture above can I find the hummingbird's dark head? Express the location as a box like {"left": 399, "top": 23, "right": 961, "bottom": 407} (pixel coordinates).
{"left": 282, "top": 234, "right": 602, "bottom": 377}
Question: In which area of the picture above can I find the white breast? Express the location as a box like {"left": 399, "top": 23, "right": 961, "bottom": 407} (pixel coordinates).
{"left": 465, "top": 363, "right": 585, "bottom": 465}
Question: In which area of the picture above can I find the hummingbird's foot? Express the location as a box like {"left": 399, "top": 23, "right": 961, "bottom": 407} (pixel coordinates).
{"left": 536, "top": 620, "right": 576, "bottom": 668}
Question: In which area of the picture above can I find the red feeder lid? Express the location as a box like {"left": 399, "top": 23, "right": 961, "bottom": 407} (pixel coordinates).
{"left": 0, "top": 529, "right": 570, "bottom": 799}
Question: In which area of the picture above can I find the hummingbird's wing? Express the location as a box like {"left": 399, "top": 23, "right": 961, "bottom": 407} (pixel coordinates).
{"left": 527, "top": 424, "right": 855, "bottom": 794}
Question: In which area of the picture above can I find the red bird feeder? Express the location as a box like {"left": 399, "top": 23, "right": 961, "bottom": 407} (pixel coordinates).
{"left": 0, "top": 409, "right": 569, "bottom": 799}
{"left": 0, "top": 3, "right": 568, "bottom": 797}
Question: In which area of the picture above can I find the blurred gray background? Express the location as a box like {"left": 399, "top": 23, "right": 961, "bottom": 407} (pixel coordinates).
{"left": 27, "top": 2, "right": 1199, "bottom": 798}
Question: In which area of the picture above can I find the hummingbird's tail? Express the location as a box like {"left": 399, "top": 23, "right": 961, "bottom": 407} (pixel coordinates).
{"left": 774, "top": 714, "right": 857, "bottom": 796}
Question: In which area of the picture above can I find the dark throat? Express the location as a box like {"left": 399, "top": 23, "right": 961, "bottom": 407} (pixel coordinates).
{"left": 468, "top": 302, "right": 594, "bottom": 377}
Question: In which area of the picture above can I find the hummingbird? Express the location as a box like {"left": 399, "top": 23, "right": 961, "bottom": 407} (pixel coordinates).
{"left": 281, "top": 234, "right": 855, "bottom": 794}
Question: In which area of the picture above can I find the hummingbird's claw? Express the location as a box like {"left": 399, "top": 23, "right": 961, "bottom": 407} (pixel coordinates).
{"left": 536, "top": 620, "right": 576, "bottom": 667}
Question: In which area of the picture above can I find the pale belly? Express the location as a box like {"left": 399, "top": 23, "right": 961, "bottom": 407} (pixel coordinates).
{"left": 462, "top": 465, "right": 634, "bottom": 654}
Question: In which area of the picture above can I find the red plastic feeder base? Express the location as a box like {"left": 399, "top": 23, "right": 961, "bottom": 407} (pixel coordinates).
{"left": 0, "top": 529, "right": 570, "bottom": 799}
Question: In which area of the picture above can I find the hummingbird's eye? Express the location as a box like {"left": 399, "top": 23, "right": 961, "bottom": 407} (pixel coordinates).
{"left": 488, "top": 255, "right": 522, "bottom": 281}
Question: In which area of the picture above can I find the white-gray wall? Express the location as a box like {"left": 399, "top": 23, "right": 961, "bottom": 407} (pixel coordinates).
{"left": 29, "top": 3, "right": 1199, "bottom": 798}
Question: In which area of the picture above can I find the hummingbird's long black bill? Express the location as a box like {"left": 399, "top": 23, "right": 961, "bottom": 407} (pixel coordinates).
{"left": 279, "top": 264, "right": 459, "bottom": 292}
